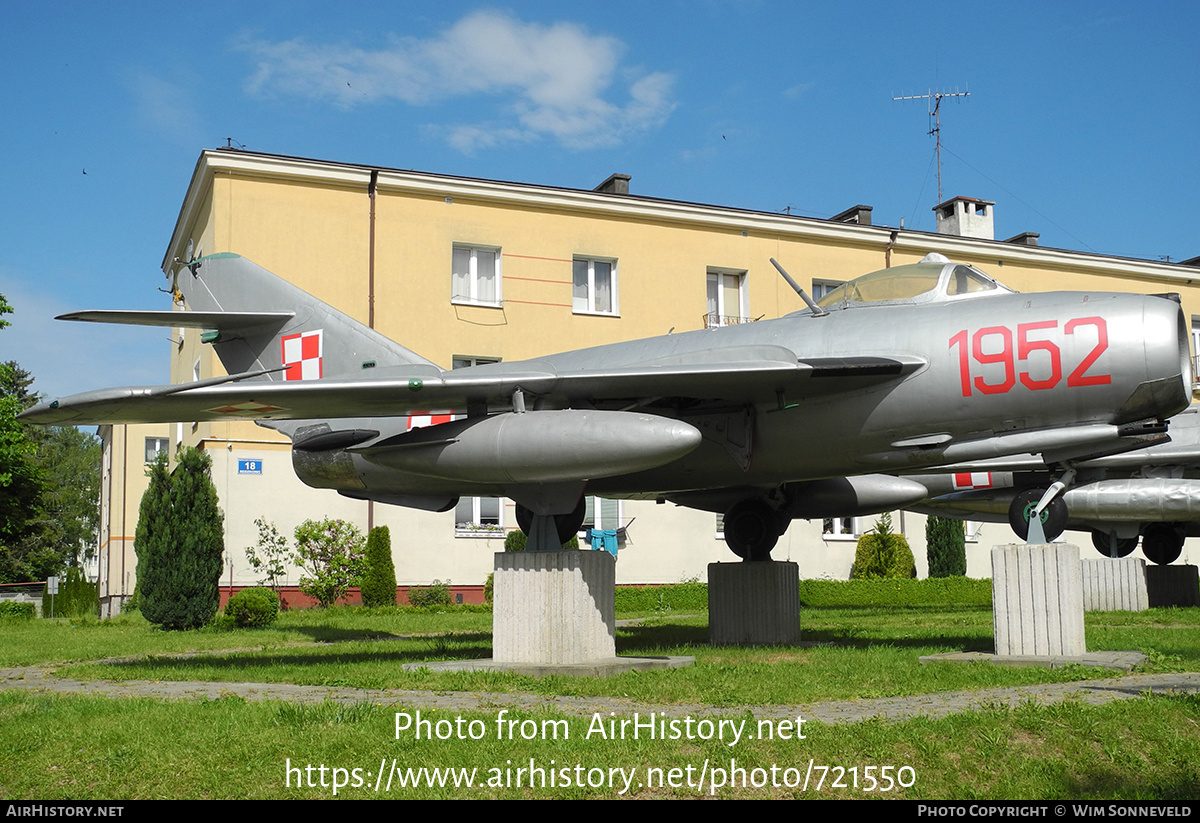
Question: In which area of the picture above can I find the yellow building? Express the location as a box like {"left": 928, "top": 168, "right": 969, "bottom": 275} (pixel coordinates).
{"left": 96, "top": 148, "right": 1200, "bottom": 614}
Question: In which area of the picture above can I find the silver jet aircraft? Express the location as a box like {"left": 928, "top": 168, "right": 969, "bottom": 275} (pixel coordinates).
{"left": 20, "top": 252, "right": 1193, "bottom": 559}
{"left": 904, "top": 406, "right": 1200, "bottom": 565}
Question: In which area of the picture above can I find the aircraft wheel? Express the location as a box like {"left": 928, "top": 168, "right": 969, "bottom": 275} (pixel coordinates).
{"left": 514, "top": 498, "right": 588, "bottom": 545}
{"left": 516, "top": 504, "right": 532, "bottom": 535}
{"left": 1141, "top": 524, "right": 1183, "bottom": 565}
{"left": 1090, "top": 530, "right": 1138, "bottom": 558}
{"left": 723, "top": 500, "right": 778, "bottom": 561}
{"left": 1008, "top": 489, "right": 1067, "bottom": 542}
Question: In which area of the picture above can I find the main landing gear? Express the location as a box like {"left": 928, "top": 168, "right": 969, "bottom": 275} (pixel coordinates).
{"left": 723, "top": 499, "right": 782, "bottom": 562}
{"left": 514, "top": 498, "right": 587, "bottom": 547}
{"left": 1090, "top": 530, "right": 1138, "bottom": 558}
{"left": 1140, "top": 523, "right": 1184, "bottom": 566}
{"left": 1008, "top": 488, "right": 1068, "bottom": 542}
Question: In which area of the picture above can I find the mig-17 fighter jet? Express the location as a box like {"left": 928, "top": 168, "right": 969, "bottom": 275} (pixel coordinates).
{"left": 21, "top": 252, "right": 1192, "bottom": 559}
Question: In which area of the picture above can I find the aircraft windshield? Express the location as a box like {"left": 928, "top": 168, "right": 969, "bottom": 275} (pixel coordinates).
{"left": 815, "top": 263, "right": 944, "bottom": 307}
{"left": 814, "top": 261, "right": 1005, "bottom": 309}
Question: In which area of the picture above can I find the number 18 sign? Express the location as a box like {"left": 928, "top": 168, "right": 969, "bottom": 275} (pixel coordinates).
{"left": 238, "top": 459, "right": 263, "bottom": 475}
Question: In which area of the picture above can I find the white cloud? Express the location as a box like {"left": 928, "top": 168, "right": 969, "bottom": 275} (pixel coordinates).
{"left": 128, "top": 72, "right": 204, "bottom": 145}
{"left": 236, "top": 10, "right": 675, "bottom": 150}
{"left": 783, "top": 81, "right": 815, "bottom": 99}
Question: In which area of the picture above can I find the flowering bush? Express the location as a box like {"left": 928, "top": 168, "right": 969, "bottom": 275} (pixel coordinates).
{"left": 292, "top": 519, "right": 365, "bottom": 608}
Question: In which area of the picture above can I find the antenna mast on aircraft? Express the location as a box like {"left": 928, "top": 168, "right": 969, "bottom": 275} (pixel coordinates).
{"left": 893, "top": 87, "right": 970, "bottom": 203}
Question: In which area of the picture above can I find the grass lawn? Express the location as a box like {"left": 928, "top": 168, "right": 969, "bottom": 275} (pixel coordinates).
{"left": 1, "top": 601, "right": 1198, "bottom": 799}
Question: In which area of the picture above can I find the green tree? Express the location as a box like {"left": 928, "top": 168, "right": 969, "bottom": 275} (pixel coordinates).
{"left": 292, "top": 518, "right": 365, "bottom": 608}
{"left": 27, "top": 427, "right": 100, "bottom": 567}
{"left": 245, "top": 517, "right": 289, "bottom": 592}
{"left": 0, "top": 383, "right": 48, "bottom": 581}
{"left": 0, "top": 294, "right": 49, "bottom": 583}
{"left": 850, "top": 512, "right": 916, "bottom": 579}
{"left": 360, "top": 525, "right": 397, "bottom": 607}
{"left": 926, "top": 515, "right": 967, "bottom": 578}
{"left": 135, "top": 448, "right": 225, "bottom": 629}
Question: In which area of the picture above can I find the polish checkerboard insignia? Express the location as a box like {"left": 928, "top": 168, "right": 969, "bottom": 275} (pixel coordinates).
{"left": 282, "top": 330, "right": 323, "bottom": 381}
{"left": 953, "top": 472, "right": 993, "bottom": 490}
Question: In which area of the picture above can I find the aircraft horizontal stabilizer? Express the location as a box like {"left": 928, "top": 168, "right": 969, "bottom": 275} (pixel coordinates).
{"left": 58, "top": 310, "right": 294, "bottom": 333}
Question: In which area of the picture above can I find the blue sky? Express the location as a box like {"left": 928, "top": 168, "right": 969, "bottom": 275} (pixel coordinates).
{"left": 2, "top": 1, "right": 1197, "bottom": 400}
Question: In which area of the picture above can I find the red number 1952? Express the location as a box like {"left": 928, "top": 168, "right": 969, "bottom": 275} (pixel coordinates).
{"left": 949, "top": 317, "right": 1110, "bottom": 398}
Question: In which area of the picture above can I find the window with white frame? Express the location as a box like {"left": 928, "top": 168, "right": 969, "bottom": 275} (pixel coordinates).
{"left": 964, "top": 520, "right": 981, "bottom": 543}
{"left": 452, "top": 245, "right": 501, "bottom": 305}
{"left": 573, "top": 257, "right": 618, "bottom": 315}
{"left": 705, "top": 269, "right": 747, "bottom": 328}
{"left": 822, "top": 516, "right": 858, "bottom": 539}
{"left": 1191, "top": 317, "right": 1200, "bottom": 379}
{"left": 454, "top": 496, "right": 503, "bottom": 534}
{"left": 451, "top": 355, "right": 503, "bottom": 535}
{"left": 144, "top": 437, "right": 168, "bottom": 464}
{"left": 581, "top": 497, "right": 622, "bottom": 532}
{"left": 812, "top": 280, "right": 844, "bottom": 302}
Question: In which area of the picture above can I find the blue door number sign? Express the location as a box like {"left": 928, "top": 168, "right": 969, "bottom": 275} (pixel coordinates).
{"left": 238, "top": 459, "right": 263, "bottom": 475}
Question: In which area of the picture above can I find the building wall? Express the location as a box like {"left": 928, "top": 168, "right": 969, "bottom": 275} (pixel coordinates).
{"left": 116, "top": 149, "right": 1200, "bottom": 599}
{"left": 97, "top": 423, "right": 169, "bottom": 616}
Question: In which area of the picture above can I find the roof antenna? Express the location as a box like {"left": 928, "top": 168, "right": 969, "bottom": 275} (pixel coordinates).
{"left": 770, "top": 258, "right": 828, "bottom": 317}
{"left": 893, "top": 87, "right": 970, "bottom": 203}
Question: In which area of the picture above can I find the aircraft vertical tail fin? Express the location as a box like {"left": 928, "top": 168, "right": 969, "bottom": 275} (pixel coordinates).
{"left": 175, "top": 253, "right": 438, "bottom": 381}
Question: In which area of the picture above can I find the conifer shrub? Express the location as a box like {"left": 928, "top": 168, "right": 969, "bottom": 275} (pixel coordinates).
{"left": 135, "top": 449, "right": 225, "bottom": 630}
{"left": 41, "top": 566, "right": 98, "bottom": 618}
{"left": 850, "top": 513, "right": 916, "bottom": 579}
{"left": 225, "top": 587, "right": 280, "bottom": 628}
{"left": 926, "top": 515, "right": 967, "bottom": 578}
{"left": 360, "top": 526, "right": 397, "bottom": 607}
{"left": 484, "top": 572, "right": 494, "bottom": 605}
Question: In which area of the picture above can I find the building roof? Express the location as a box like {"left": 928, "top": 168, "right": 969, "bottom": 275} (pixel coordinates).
{"left": 164, "top": 148, "right": 1197, "bottom": 284}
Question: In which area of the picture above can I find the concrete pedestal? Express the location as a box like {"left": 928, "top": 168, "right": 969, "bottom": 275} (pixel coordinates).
{"left": 1081, "top": 558, "right": 1148, "bottom": 612}
{"left": 493, "top": 550, "right": 615, "bottom": 664}
{"left": 708, "top": 561, "right": 800, "bottom": 646}
{"left": 1146, "top": 564, "right": 1200, "bottom": 608}
{"left": 991, "top": 543, "right": 1085, "bottom": 657}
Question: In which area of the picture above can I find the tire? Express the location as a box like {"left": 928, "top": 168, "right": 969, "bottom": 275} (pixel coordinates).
{"left": 723, "top": 499, "right": 778, "bottom": 561}
{"left": 515, "top": 497, "right": 588, "bottom": 545}
{"left": 1090, "top": 530, "right": 1138, "bottom": 558}
{"left": 1141, "top": 523, "right": 1183, "bottom": 565}
{"left": 1008, "top": 488, "right": 1067, "bottom": 542}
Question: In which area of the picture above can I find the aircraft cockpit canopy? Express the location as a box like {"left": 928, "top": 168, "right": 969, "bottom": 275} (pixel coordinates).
{"left": 812, "top": 253, "right": 1015, "bottom": 311}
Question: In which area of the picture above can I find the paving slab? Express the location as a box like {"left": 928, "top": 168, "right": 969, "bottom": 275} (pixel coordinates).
{"left": 403, "top": 655, "right": 694, "bottom": 677}
{"left": 3, "top": 662, "right": 1198, "bottom": 727}
{"left": 919, "top": 650, "right": 1148, "bottom": 671}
